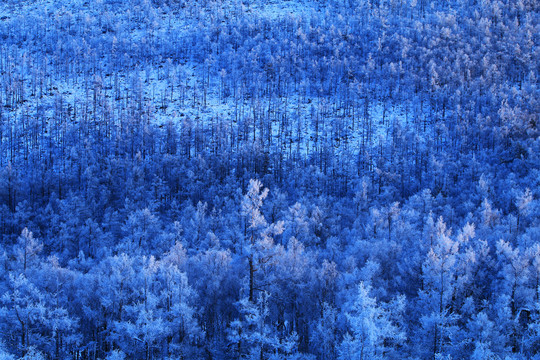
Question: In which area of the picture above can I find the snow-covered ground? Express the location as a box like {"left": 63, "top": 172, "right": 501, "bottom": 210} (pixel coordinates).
{"left": 247, "top": 0, "right": 323, "bottom": 19}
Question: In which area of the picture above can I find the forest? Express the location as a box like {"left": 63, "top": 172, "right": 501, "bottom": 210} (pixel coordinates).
{"left": 0, "top": 0, "right": 538, "bottom": 359}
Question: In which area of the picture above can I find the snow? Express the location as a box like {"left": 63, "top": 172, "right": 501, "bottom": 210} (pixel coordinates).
{"left": 0, "top": 0, "right": 423, "bottom": 170}
{"left": 247, "top": 0, "right": 322, "bottom": 20}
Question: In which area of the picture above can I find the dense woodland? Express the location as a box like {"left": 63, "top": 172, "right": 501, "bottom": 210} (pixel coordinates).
{"left": 0, "top": 0, "right": 538, "bottom": 359}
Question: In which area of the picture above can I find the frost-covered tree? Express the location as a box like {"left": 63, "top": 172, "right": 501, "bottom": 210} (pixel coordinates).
{"left": 228, "top": 291, "right": 297, "bottom": 360}
{"left": 241, "top": 179, "right": 284, "bottom": 303}
{"left": 14, "top": 228, "right": 43, "bottom": 273}
{"left": 157, "top": 259, "right": 203, "bottom": 357}
{"left": 310, "top": 303, "right": 338, "bottom": 360}
{"left": 338, "top": 282, "right": 405, "bottom": 360}
{"left": 0, "top": 0, "right": 537, "bottom": 358}
{"left": 0, "top": 274, "right": 45, "bottom": 357}
{"left": 416, "top": 216, "right": 460, "bottom": 358}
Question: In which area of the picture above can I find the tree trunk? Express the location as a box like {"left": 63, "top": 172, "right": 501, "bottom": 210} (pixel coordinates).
{"left": 249, "top": 255, "right": 254, "bottom": 303}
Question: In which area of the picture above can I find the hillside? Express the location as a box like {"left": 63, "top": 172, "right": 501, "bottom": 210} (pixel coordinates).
{"left": 0, "top": 0, "right": 538, "bottom": 359}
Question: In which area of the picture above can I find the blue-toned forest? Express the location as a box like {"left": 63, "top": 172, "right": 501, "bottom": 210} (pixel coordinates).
{"left": 0, "top": 0, "right": 538, "bottom": 359}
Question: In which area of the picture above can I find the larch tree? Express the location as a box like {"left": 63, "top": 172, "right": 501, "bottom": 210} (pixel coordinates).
{"left": 338, "top": 282, "right": 405, "bottom": 360}
{"left": 241, "top": 179, "right": 284, "bottom": 303}
{"left": 417, "top": 216, "right": 461, "bottom": 359}
{"left": 14, "top": 228, "right": 43, "bottom": 274}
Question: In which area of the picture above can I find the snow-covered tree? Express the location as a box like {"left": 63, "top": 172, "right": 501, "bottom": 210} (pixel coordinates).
{"left": 241, "top": 179, "right": 284, "bottom": 303}
{"left": 339, "top": 283, "right": 405, "bottom": 360}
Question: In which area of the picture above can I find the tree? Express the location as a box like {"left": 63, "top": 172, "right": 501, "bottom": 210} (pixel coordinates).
{"left": 89, "top": 253, "right": 136, "bottom": 357}
{"left": 338, "top": 282, "right": 405, "bottom": 360}
{"left": 417, "top": 216, "right": 460, "bottom": 358}
{"left": 480, "top": 198, "right": 499, "bottom": 229}
{"left": 187, "top": 246, "right": 236, "bottom": 348}
{"left": 0, "top": 341, "right": 15, "bottom": 360}
{"left": 113, "top": 303, "right": 168, "bottom": 360}
{"left": 157, "top": 258, "right": 203, "bottom": 358}
{"left": 121, "top": 208, "right": 161, "bottom": 252}
{"left": 496, "top": 239, "right": 532, "bottom": 353}
{"left": 283, "top": 203, "right": 312, "bottom": 245}
{"left": 228, "top": 292, "right": 296, "bottom": 360}
{"left": 310, "top": 303, "right": 338, "bottom": 360}
{"left": 14, "top": 228, "right": 43, "bottom": 274}
{"left": 188, "top": 201, "right": 209, "bottom": 250}
{"left": 465, "top": 311, "right": 504, "bottom": 359}
{"left": 241, "top": 179, "right": 284, "bottom": 303}
{"left": 0, "top": 274, "right": 45, "bottom": 357}
{"left": 526, "top": 286, "right": 540, "bottom": 358}
{"left": 515, "top": 188, "right": 533, "bottom": 231}
{"left": 35, "top": 256, "right": 79, "bottom": 359}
